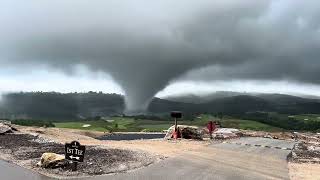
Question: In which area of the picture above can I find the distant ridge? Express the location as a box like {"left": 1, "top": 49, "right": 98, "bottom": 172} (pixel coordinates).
{"left": 1, "top": 91, "right": 320, "bottom": 119}
{"left": 164, "top": 91, "right": 320, "bottom": 104}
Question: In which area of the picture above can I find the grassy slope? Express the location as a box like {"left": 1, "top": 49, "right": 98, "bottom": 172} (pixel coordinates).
{"left": 54, "top": 114, "right": 281, "bottom": 132}
{"left": 194, "top": 114, "right": 282, "bottom": 132}
{"left": 293, "top": 114, "right": 320, "bottom": 121}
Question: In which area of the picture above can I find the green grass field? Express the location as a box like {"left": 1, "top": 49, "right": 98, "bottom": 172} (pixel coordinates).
{"left": 291, "top": 114, "right": 320, "bottom": 121}
{"left": 54, "top": 114, "right": 282, "bottom": 132}
{"left": 191, "top": 114, "right": 282, "bottom": 132}
{"left": 54, "top": 118, "right": 174, "bottom": 132}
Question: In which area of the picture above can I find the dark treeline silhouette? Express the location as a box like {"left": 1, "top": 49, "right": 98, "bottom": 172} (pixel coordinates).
{"left": 1, "top": 92, "right": 320, "bottom": 124}
{"left": 0, "top": 91, "right": 124, "bottom": 120}
{"left": 239, "top": 112, "right": 320, "bottom": 131}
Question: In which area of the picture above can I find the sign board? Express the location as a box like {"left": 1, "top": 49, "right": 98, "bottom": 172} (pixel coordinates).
{"left": 171, "top": 111, "right": 182, "bottom": 118}
{"left": 65, "top": 141, "right": 86, "bottom": 162}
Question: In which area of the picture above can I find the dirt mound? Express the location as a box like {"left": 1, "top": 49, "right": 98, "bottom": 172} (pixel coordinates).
{"left": 242, "top": 130, "right": 295, "bottom": 140}
{"left": 289, "top": 142, "right": 320, "bottom": 164}
{"left": 0, "top": 121, "right": 17, "bottom": 134}
{"left": 164, "top": 125, "right": 202, "bottom": 140}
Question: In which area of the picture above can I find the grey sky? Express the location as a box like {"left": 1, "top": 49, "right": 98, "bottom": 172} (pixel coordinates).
{"left": 1, "top": 0, "right": 320, "bottom": 112}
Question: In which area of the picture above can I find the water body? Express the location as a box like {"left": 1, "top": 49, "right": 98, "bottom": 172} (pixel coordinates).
{"left": 0, "top": 160, "right": 53, "bottom": 180}
{"left": 97, "top": 133, "right": 165, "bottom": 141}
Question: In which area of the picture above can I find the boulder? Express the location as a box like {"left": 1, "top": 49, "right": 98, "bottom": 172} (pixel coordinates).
{"left": 37, "top": 153, "right": 67, "bottom": 168}
{"left": 164, "top": 125, "right": 203, "bottom": 140}
{"left": 213, "top": 128, "right": 242, "bottom": 139}
{"left": 0, "top": 123, "right": 14, "bottom": 134}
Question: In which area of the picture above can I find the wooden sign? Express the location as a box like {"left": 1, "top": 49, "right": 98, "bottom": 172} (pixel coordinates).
{"left": 171, "top": 111, "right": 182, "bottom": 118}
{"left": 65, "top": 141, "right": 85, "bottom": 163}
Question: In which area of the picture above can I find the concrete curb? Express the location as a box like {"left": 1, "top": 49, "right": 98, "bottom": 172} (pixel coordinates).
{"left": 222, "top": 141, "right": 292, "bottom": 151}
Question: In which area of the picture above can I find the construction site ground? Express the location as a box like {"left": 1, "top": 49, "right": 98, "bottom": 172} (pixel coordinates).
{"left": 0, "top": 125, "right": 319, "bottom": 180}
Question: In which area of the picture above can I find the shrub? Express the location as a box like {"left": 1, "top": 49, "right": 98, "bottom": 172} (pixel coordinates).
{"left": 11, "top": 119, "right": 55, "bottom": 127}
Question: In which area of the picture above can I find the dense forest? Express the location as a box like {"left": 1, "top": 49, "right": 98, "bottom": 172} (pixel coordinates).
{"left": 1, "top": 91, "right": 320, "bottom": 123}
{"left": 0, "top": 92, "right": 124, "bottom": 120}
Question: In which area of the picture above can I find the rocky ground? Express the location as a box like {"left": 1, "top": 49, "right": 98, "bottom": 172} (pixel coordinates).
{"left": 0, "top": 133, "right": 155, "bottom": 178}
{"left": 285, "top": 133, "right": 320, "bottom": 180}
{"left": 0, "top": 123, "right": 319, "bottom": 179}
{"left": 289, "top": 142, "right": 320, "bottom": 163}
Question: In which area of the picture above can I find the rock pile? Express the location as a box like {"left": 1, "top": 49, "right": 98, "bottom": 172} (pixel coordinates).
{"left": 164, "top": 125, "right": 203, "bottom": 140}
{"left": 212, "top": 128, "right": 242, "bottom": 139}
{"left": 242, "top": 130, "right": 294, "bottom": 140}
{"left": 294, "top": 133, "right": 320, "bottom": 143}
{"left": 0, "top": 121, "right": 17, "bottom": 134}
{"left": 37, "top": 153, "right": 68, "bottom": 168}
{"left": 289, "top": 142, "right": 320, "bottom": 163}
{"left": 164, "top": 126, "right": 243, "bottom": 140}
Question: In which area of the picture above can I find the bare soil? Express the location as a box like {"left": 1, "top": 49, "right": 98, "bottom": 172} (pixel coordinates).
{"left": 16, "top": 125, "right": 209, "bottom": 157}
{"left": 0, "top": 133, "right": 155, "bottom": 178}
{"left": 288, "top": 162, "right": 320, "bottom": 180}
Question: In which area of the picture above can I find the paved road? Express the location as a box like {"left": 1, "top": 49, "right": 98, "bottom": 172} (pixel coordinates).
{"left": 0, "top": 137, "right": 295, "bottom": 180}
{"left": 88, "top": 137, "right": 295, "bottom": 180}
{"left": 0, "top": 160, "right": 51, "bottom": 180}
{"left": 214, "top": 137, "right": 295, "bottom": 160}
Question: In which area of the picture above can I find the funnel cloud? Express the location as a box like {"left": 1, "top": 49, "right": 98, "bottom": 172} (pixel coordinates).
{"left": 1, "top": 1, "right": 320, "bottom": 112}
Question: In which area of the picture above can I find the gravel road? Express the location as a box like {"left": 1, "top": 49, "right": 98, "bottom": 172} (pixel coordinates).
{"left": 87, "top": 137, "right": 295, "bottom": 180}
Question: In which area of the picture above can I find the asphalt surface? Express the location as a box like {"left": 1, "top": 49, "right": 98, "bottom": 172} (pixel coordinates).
{"left": 214, "top": 137, "right": 295, "bottom": 160}
{"left": 0, "top": 137, "right": 295, "bottom": 180}
{"left": 0, "top": 160, "right": 51, "bottom": 180}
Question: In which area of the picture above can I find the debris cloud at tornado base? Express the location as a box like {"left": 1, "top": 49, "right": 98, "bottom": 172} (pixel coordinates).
{"left": 1, "top": 1, "right": 320, "bottom": 113}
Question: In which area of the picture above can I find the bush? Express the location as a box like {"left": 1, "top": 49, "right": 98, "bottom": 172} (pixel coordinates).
{"left": 239, "top": 112, "right": 320, "bottom": 131}
{"left": 11, "top": 119, "right": 55, "bottom": 127}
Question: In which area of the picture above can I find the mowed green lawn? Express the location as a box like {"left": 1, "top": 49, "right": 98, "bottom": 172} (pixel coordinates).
{"left": 193, "top": 114, "right": 282, "bottom": 132}
{"left": 54, "top": 114, "right": 281, "bottom": 132}
{"left": 292, "top": 114, "right": 320, "bottom": 121}
{"left": 54, "top": 118, "right": 174, "bottom": 132}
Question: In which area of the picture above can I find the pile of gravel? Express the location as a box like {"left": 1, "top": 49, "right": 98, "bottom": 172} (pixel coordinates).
{"left": 0, "top": 122, "right": 17, "bottom": 134}
{"left": 289, "top": 142, "right": 320, "bottom": 163}
{"left": 0, "top": 134, "right": 154, "bottom": 177}
{"left": 0, "top": 134, "right": 64, "bottom": 160}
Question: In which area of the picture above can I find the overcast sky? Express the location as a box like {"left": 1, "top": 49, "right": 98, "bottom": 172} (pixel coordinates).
{"left": 1, "top": 0, "right": 320, "bottom": 111}
{"left": 1, "top": 68, "right": 320, "bottom": 99}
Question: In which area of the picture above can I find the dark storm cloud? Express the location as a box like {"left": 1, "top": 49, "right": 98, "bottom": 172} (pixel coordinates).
{"left": 1, "top": 0, "right": 320, "bottom": 112}
{"left": 183, "top": 59, "right": 320, "bottom": 84}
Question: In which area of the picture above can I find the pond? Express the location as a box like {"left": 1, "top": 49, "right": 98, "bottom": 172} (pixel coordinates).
{"left": 97, "top": 133, "right": 166, "bottom": 141}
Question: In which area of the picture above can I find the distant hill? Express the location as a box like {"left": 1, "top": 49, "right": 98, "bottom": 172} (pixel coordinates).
{"left": 163, "top": 92, "right": 320, "bottom": 114}
{"left": 253, "top": 93, "right": 317, "bottom": 105}
{"left": 199, "top": 95, "right": 274, "bottom": 114}
{"left": 164, "top": 91, "right": 247, "bottom": 104}
{"left": 1, "top": 91, "right": 320, "bottom": 120}
{"left": 164, "top": 91, "right": 320, "bottom": 105}
{"left": 0, "top": 92, "right": 124, "bottom": 120}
